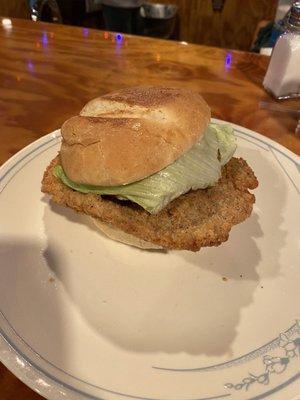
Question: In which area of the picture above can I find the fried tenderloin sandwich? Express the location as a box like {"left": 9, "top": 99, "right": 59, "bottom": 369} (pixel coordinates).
{"left": 42, "top": 86, "right": 258, "bottom": 251}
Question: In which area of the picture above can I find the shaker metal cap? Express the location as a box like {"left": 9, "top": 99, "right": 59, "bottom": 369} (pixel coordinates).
{"left": 289, "top": 1, "right": 300, "bottom": 28}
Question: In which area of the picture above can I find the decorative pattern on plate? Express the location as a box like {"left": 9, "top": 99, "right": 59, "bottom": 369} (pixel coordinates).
{"left": 153, "top": 321, "right": 300, "bottom": 372}
{"left": 224, "top": 320, "right": 300, "bottom": 391}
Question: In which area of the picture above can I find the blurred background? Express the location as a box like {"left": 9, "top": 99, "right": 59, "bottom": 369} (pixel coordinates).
{"left": 0, "top": 0, "right": 295, "bottom": 52}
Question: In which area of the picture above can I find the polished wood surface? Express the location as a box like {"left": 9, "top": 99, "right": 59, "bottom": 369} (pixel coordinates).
{"left": 0, "top": 17, "right": 299, "bottom": 168}
{"left": 0, "top": 17, "right": 299, "bottom": 400}
{"left": 149, "top": 0, "right": 278, "bottom": 50}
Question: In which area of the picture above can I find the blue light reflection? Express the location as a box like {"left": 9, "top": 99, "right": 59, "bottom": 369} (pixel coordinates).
{"left": 115, "top": 33, "right": 123, "bottom": 44}
{"left": 42, "top": 31, "right": 48, "bottom": 47}
{"left": 225, "top": 52, "right": 232, "bottom": 69}
{"left": 114, "top": 33, "right": 124, "bottom": 56}
{"left": 82, "top": 28, "right": 89, "bottom": 38}
{"left": 27, "top": 60, "right": 34, "bottom": 73}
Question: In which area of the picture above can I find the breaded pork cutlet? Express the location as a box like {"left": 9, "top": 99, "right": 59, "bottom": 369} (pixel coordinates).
{"left": 42, "top": 156, "right": 258, "bottom": 251}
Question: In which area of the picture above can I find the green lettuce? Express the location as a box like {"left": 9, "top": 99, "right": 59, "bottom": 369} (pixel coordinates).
{"left": 54, "top": 123, "right": 236, "bottom": 214}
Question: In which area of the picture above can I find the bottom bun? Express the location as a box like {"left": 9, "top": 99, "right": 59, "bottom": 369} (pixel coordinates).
{"left": 92, "top": 218, "right": 162, "bottom": 250}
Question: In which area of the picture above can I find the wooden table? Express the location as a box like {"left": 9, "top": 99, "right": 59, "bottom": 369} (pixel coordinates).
{"left": 0, "top": 17, "right": 299, "bottom": 400}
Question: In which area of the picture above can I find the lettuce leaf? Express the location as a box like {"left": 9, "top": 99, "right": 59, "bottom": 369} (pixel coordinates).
{"left": 54, "top": 123, "right": 236, "bottom": 214}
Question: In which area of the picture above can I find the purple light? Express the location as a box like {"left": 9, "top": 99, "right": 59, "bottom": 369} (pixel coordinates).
{"left": 225, "top": 52, "right": 232, "bottom": 69}
{"left": 27, "top": 60, "right": 34, "bottom": 72}
{"left": 42, "top": 31, "right": 48, "bottom": 47}
{"left": 82, "top": 28, "right": 89, "bottom": 38}
{"left": 115, "top": 33, "right": 123, "bottom": 44}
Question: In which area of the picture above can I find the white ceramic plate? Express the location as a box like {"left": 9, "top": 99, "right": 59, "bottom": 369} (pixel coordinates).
{"left": 0, "top": 120, "right": 299, "bottom": 400}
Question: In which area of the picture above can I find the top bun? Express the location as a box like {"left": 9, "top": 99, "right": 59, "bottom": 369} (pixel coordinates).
{"left": 60, "top": 86, "right": 210, "bottom": 186}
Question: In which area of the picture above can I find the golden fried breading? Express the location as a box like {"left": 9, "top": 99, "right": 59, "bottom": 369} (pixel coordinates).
{"left": 42, "top": 156, "right": 258, "bottom": 251}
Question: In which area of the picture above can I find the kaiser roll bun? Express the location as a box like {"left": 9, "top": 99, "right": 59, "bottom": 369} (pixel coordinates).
{"left": 60, "top": 86, "right": 210, "bottom": 186}
{"left": 92, "top": 218, "right": 162, "bottom": 250}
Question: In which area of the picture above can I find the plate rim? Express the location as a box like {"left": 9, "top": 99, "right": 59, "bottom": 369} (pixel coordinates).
{"left": 0, "top": 120, "right": 299, "bottom": 400}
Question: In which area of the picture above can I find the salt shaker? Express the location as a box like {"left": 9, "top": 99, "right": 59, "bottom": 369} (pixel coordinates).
{"left": 263, "top": 2, "right": 300, "bottom": 99}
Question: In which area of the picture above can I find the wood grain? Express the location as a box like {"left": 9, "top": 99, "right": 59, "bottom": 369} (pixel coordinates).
{"left": 0, "top": 17, "right": 299, "bottom": 168}
{"left": 0, "top": 18, "right": 299, "bottom": 400}
{"left": 148, "top": 0, "right": 278, "bottom": 50}
{"left": 0, "top": 368, "right": 42, "bottom": 400}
